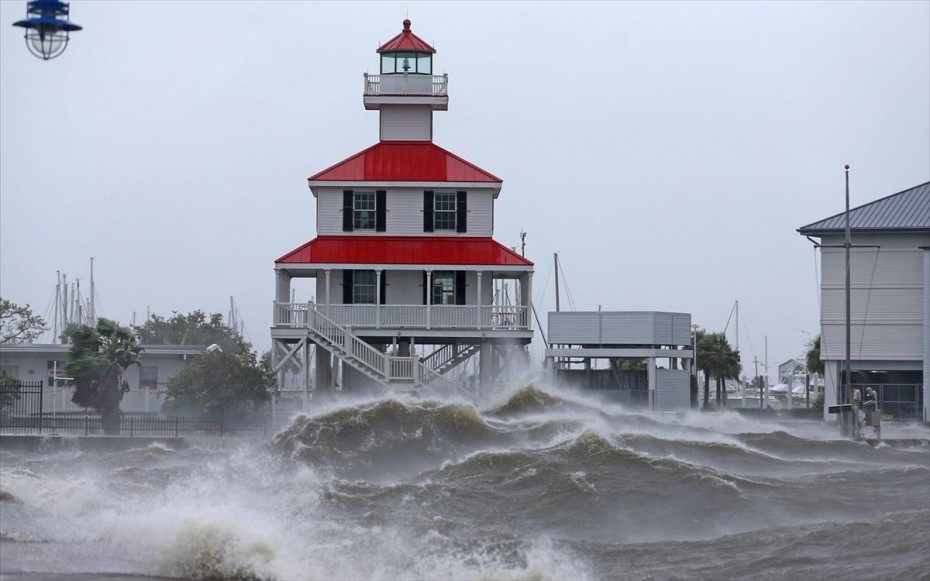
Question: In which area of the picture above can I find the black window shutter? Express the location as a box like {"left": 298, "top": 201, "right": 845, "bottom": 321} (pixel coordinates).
{"left": 456, "top": 191, "right": 467, "bottom": 233}
{"left": 380, "top": 271, "right": 387, "bottom": 305}
{"left": 422, "top": 271, "right": 428, "bottom": 305}
{"left": 343, "top": 270, "right": 353, "bottom": 304}
{"left": 423, "top": 191, "right": 434, "bottom": 232}
{"left": 376, "top": 190, "right": 386, "bottom": 232}
{"left": 455, "top": 271, "right": 466, "bottom": 305}
{"left": 343, "top": 190, "right": 354, "bottom": 232}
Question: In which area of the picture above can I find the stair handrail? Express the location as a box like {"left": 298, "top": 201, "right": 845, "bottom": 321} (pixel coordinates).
{"left": 308, "top": 303, "right": 387, "bottom": 377}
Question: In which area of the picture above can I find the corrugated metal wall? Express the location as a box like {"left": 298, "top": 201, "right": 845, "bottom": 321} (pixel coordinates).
{"left": 549, "top": 312, "right": 691, "bottom": 346}
{"left": 380, "top": 106, "right": 431, "bottom": 141}
{"left": 655, "top": 369, "right": 690, "bottom": 410}
{"left": 819, "top": 240, "right": 926, "bottom": 360}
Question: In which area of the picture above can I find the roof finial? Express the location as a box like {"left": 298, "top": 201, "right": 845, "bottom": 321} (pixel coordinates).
{"left": 403, "top": 18, "right": 411, "bottom": 31}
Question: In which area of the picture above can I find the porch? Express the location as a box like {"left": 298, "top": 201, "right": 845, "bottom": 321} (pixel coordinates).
{"left": 273, "top": 302, "right": 531, "bottom": 333}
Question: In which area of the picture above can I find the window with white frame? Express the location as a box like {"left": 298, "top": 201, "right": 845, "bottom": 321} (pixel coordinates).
{"left": 353, "top": 270, "right": 376, "bottom": 304}
{"left": 354, "top": 192, "right": 376, "bottom": 230}
{"left": 432, "top": 271, "right": 456, "bottom": 305}
{"left": 433, "top": 192, "right": 457, "bottom": 231}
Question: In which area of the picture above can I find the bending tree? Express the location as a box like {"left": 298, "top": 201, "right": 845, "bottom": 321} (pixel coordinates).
{"left": 134, "top": 311, "right": 245, "bottom": 352}
{"left": 63, "top": 319, "right": 143, "bottom": 435}
{"left": 164, "top": 345, "right": 272, "bottom": 421}
{"left": 0, "top": 298, "right": 47, "bottom": 344}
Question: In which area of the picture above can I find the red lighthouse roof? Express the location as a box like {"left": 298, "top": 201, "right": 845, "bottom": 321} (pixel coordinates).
{"left": 277, "top": 236, "right": 533, "bottom": 267}
{"left": 377, "top": 19, "right": 435, "bottom": 53}
{"left": 308, "top": 142, "right": 502, "bottom": 183}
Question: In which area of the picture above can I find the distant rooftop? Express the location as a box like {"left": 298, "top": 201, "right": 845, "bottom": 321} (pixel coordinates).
{"left": 798, "top": 181, "right": 930, "bottom": 235}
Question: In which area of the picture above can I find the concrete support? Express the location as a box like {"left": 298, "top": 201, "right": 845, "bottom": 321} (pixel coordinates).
{"left": 479, "top": 343, "right": 492, "bottom": 393}
{"left": 647, "top": 357, "right": 657, "bottom": 410}
{"left": 314, "top": 346, "right": 332, "bottom": 393}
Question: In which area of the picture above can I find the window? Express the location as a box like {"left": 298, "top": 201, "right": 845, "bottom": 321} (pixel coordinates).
{"left": 424, "top": 191, "right": 466, "bottom": 233}
{"left": 140, "top": 366, "right": 158, "bottom": 390}
{"left": 344, "top": 190, "right": 385, "bottom": 232}
{"left": 353, "top": 270, "right": 376, "bottom": 304}
{"left": 47, "top": 360, "right": 67, "bottom": 387}
{"left": 354, "top": 192, "right": 376, "bottom": 230}
{"left": 433, "top": 193, "right": 457, "bottom": 231}
{"left": 380, "top": 51, "right": 432, "bottom": 75}
{"left": 432, "top": 271, "right": 456, "bottom": 305}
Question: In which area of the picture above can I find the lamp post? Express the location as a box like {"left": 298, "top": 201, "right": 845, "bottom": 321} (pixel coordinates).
{"left": 12, "top": 0, "right": 82, "bottom": 61}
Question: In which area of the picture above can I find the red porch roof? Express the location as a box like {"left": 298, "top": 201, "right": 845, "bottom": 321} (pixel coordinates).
{"left": 308, "top": 142, "right": 502, "bottom": 183}
{"left": 276, "top": 236, "right": 533, "bottom": 267}
{"left": 377, "top": 19, "right": 435, "bottom": 53}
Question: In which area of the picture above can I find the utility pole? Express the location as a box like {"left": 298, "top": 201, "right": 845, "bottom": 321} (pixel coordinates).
{"left": 755, "top": 357, "right": 761, "bottom": 409}
{"left": 764, "top": 335, "right": 769, "bottom": 409}
{"left": 844, "top": 164, "right": 856, "bottom": 439}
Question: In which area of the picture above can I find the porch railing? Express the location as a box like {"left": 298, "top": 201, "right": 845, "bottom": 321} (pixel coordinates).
{"left": 274, "top": 302, "right": 531, "bottom": 332}
{"left": 364, "top": 73, "right": 448, "bottom": 97}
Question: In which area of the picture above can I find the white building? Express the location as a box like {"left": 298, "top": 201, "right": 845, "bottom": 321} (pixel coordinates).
{"left": 798, "top": 181, "right": 930, "bottom": 421}
{"left": 271, "top": 20, "right": 534, "bottom": 399}
{"left": 0, "top": 343, "right": 203, "bottom": 413}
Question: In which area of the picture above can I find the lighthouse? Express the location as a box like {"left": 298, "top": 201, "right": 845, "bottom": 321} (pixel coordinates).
{"left": 271, "top": 19, "right": 534, "bottom": 400}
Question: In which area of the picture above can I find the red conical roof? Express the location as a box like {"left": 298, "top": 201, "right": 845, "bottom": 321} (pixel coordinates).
{"left": 377, "top": 19, "right": 435, "bottom": 53}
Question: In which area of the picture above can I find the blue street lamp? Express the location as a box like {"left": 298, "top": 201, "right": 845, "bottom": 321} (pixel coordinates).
{"left": 12, "top": 0, "right": 82, "bottom": 60}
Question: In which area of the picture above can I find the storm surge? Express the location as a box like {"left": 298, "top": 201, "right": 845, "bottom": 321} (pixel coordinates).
{"left": 2, "top": 384, "right": 928, "bottom": 580}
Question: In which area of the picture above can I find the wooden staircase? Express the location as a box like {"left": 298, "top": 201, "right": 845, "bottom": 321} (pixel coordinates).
{"left": 306, "top": 305, "right": 476, "bottom": 400}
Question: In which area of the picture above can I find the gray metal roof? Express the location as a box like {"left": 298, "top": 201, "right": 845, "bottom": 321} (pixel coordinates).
{"left": 798, "top": 181, "right": 930, "bottom": 235}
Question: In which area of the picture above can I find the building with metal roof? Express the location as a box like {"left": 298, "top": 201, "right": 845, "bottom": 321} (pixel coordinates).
{"left": 798, "top": 180, "right": 930, "bottom": 422}
{"left": 271, "top": 20, "right": 534, "bottom": 402}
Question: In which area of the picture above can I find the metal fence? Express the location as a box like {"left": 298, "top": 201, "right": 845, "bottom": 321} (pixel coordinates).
{"left": 1, "top": 380, "right": 272, "bottom": 437}
{"left": 1, "top": 413, "right": 272, "bottom": 437}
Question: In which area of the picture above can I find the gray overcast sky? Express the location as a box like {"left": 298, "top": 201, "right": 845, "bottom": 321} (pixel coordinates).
{"left": 1, "top": 1, "right": 928, "bottom": 377}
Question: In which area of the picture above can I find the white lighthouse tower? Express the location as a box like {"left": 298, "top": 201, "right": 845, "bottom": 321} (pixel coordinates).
{"left": 271, "top": 19, "right": 534, "bottom": 400}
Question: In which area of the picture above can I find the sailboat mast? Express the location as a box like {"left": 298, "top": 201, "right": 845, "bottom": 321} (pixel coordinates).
{"left": 554, "top": 253, "right": 560, "bottom": 313}
{"left": 89, "top": 257, "right": 95, "bottom": 323}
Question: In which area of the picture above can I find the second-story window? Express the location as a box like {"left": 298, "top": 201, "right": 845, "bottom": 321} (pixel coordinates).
{"left": 433, "top": 193, "right": 456, "bottom": 231}
{"left": 343, "top": 190, "right": 386, "bottom": 232}
{"left": 354, "top": 192, "right": 376, "bottom": 230}
{"left": 423, "top": 191, "right": 467, "bottom": 233}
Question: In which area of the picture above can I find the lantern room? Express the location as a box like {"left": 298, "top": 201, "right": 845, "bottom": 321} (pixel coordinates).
{"left": 378, "top": 18, "right": 435, "bottom": 74}
{"left": 364, "top": 19, "right": 448, "bottom": 112}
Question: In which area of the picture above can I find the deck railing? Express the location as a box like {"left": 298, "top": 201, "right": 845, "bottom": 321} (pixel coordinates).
{"left": 363, "top": 73, "right": 448, "bottom": 97}
{"left": 274, "top": 302, "right": 531, "bottom": 332}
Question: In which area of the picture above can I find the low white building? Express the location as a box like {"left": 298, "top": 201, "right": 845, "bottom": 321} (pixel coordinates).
{"left": 798, "top": 181, "right": 929, "bottom": 421}
{"left": 0, "top": 343, "right": 203, "bottom": 413}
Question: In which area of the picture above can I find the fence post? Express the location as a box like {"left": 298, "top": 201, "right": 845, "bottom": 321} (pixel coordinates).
{"left": 130, "top": 416, "right": 134, "bottom": 438}
{"left": 38, "top": 380, "right": 44, "bottom": 434}
{"left": 84, "top": 416, "right": 89, "bottom": 436}
{"left": 175, "top": 416, "right": 179, "bottom": 438}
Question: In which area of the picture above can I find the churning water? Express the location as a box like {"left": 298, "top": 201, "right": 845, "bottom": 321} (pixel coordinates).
{"left": 1, "top": 385, "right": 928, "bottom": 580}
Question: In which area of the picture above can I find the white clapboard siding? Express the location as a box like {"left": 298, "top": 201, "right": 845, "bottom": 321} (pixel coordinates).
{"left": 315, "top": 270, "right": 486, "bottom": 306}
{"left": 316, "top": 188, "right": 494, "bottom": 236}
{"left": 380, "top": 106, "right": 431, "bottom": 141}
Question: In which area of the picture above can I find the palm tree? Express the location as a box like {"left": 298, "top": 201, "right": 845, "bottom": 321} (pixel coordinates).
{"left": 63, "top": 318, "right": 142, "bottom": 435}
{"left": 805, "top": 335, "right": 824, "bottom": 376}
{"left": 699, "top": 333, "right": 741, "bottom": 409}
